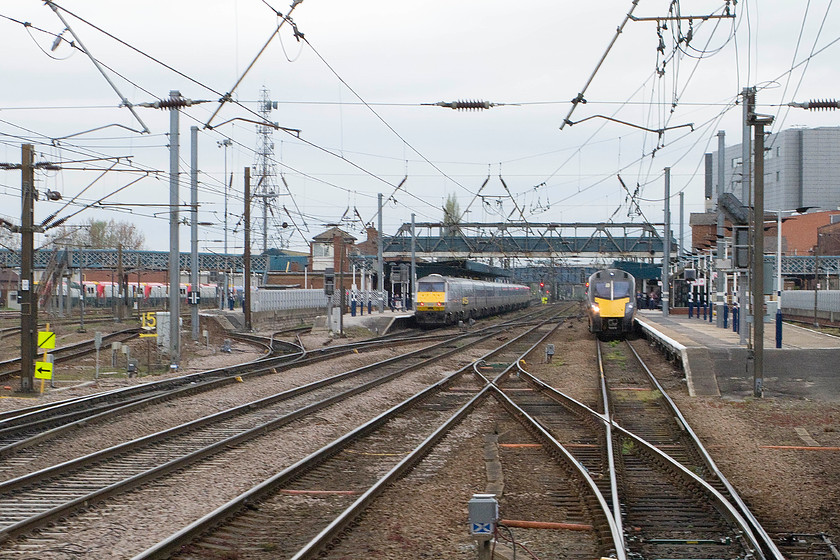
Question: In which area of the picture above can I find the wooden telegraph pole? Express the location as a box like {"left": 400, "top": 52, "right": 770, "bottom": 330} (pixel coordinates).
{"left": 20, "top": 144, "right": 37, "bottom": 393}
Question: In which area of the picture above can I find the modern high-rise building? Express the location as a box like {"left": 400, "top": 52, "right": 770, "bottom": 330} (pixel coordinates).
{"left": 711, "top": 126, "right": 840, "bottom": 213}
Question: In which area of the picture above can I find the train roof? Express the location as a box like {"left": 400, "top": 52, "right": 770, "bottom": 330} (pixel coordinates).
{"left": 417, "top": 274, "right": 527, "bottom": 288}
{"left": 587, "top": 268, "right": 636, "bottom": 282}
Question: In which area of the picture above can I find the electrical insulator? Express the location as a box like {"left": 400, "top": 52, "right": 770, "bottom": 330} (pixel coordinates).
{"left": 434, "top": 100, "right": 493, "bottom": 111}
{"left": 807, "top": 99, "right": 839, "bottom": 110}
{"left": 453, "top": 100, "right": 491, "bottom": 110}
{"left": 154, "top": 96, "right": 193, "bottom": 110}
{"left": 790, "top": 99, "right": 840, "bottom": 111}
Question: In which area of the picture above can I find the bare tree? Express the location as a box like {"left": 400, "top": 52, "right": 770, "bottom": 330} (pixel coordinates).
{"left": 443, "top": 194, "right": 461, "bottom": 237}
{"left": 56, "top": 218, "right": 145, "bottom": 250}
{"left": 0, "top": 227, "right": 20, "bottom": 252}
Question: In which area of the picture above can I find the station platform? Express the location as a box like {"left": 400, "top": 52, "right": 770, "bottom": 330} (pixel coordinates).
{"left": 636, "top": 309, "right": 840, "bottom": 401}
{"left": 337, "top": 308, "right": 415, "bottom": 336}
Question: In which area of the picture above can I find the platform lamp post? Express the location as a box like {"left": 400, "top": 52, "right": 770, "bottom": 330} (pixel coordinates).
{"left": 776, "top": 210, "right": 783, "bottom": 347}
{"left": 218, "top": 138, "right": 232, "bottom": 311}
{"left": 814, "top": 234, "right": 822, "bottom": 328}
{"left": 773, "top": 207, "right": 816, "bottom": 345}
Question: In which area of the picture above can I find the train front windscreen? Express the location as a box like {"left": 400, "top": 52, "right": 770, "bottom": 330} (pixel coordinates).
{"left": 418, "top": 280, "right": 445, "bottom": 293}
{"left": 416, "top": 280, "right": 446, "bottom": 311}
{"left": 591, "top": 280, "right": 633, "bottom": 300}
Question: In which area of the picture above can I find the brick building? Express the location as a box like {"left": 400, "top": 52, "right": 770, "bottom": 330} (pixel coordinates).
{"left": 690, "top": 210, "right": 840, "bottom": 256}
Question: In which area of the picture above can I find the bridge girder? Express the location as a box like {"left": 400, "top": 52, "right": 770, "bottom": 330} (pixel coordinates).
{"left": 384, "top": 221, "right": 666, "bottom": 260}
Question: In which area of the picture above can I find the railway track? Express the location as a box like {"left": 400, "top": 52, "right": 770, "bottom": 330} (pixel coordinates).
{"left": 0, "top": 310, "right": 571, "bottom": 553}
{"left": 0, "top": 327, "right": 141, "bottom": 382}
{"left": 598, "top": 339, "right": 775, "bottom": 559}
{"left": 0, "top": 306, "right": 559, "bottom": 457}
{"left": 0, "top": 328, "right": 458, "bottom": 457}
{"left": 131, "top": 310, "right": 575, "bottom": 559}
{"left": 0, "top": 304, "right": 801, "bottom": 559}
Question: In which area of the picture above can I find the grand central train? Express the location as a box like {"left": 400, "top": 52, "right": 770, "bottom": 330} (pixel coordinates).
{"left": 586, "top": 268, "right": 637, "bottom": 337}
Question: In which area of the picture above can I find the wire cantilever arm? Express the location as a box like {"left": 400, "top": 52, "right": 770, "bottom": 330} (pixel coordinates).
{"left": 565, "top": 114, "right": 694, "bottom": 136}
{"left": 559, "top": 0, "right": 641, "bottom": 130}
{"left": 204, "top": 0, "right": 304, "bottom": 129}
{"left": 45, "top": 1, "right": 150, "bottom": 134}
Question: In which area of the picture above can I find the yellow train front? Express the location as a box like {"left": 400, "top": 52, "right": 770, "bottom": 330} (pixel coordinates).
{"left": 415, "top": 274, "right": 530, "bottom": 327}
{"left": 586, "top": 268, "right": 636, "bottom": 337}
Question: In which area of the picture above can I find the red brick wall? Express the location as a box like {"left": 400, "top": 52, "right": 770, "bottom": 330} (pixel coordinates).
{"left": 781, "top": 211, "right": 840, "bottom": 255}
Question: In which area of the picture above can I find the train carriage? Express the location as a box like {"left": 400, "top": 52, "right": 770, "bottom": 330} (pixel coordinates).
{"left": 38, "top": 280, "right": 218, "bottom": 310}
{"left": 586, "top": 268, "right": 636, "bottom": 337}
{"left": 415, "top": 274, "right": 530, "bottom": 327}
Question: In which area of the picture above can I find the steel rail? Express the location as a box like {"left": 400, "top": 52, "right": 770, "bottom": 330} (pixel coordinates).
{"left": 485, "top": 319, "right": 627, "bottom": 560}
{"left": 0, "top": 335, "right": 273, "bottom": 430}
{"left": 274, "top": 310, "right": 576, "bottom": 560}
{"left": 0, "top": 327, "right": 486, "bottom": 456}
{"left": 0, "top": 329, "right": 447, "bottom": 428}
{"left": 489, "top": 385, "right": 626, "bottom": 560}
{"left": 596, "top": 337, "right": 624, "bottom": 540}
{"left": 513, "top": 345, "right": 768, "bottom": 560}
{"left": 624, "top": 341, "right": 786, "bottom": 560}
{"left": 288, "top": 386, "right": 490, "bottom": 560}
{"left": 134, "top": 370, "right": 489, "bottom": 560}
{"left": 0, "top": 327, "right": 140, "bottom": 380}
{"left": 0, "top": 327, "right": 507, "bottom": 544}
{"left": 133, "top": 309, "right": 569, "bottom": 559}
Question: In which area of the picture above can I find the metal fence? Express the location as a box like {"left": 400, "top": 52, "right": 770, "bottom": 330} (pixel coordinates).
{"left": 781, "top": 290, "right": 840, "bottom": 313}
{"left": 336, "top": 290, "right": 388, "bottom": 309}
{"left": 252, "top": 289, "right": 328, "bottom": 312}
{"left": 249, "top": 289, "right": 390, "bottom": 313}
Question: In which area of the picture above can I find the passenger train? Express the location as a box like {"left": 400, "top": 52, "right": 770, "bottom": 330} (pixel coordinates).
{"left": 415, "top": 274, "right": 531, "bottom": 327}
{"left": 38, "top": 281, "right": 219, "bottom": 308}
{"left": 585, "top": 268, "right": 636, "bottom": 337}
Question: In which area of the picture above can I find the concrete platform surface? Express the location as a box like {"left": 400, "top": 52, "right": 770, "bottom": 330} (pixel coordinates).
{"left": 340, "top": 309, "right": 415, "bottom": 336}
{"left": 636, "top": 310, "right": 840, "bottom": 402}
{"left": 637, "top": 309, "right": 840, "bottom": 350}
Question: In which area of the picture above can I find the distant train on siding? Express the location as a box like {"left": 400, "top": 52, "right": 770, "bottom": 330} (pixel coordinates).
{"left": 414, "top": 274, "right": 530, "bottom": 327}
{"left": 586, "top": 268, "right": 636, "bottom": 337}
{"left": 37, "top": 281, "right": 218, "bottom": 309}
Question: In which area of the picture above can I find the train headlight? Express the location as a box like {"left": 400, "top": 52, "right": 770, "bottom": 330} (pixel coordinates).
{"left": 590, "top": 304, "right": 600, "bottom": 314}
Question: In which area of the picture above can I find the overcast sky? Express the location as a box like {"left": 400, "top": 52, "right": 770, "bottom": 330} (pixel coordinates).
{"left": 2, "top": 1, "right": 839, "bottom": 256}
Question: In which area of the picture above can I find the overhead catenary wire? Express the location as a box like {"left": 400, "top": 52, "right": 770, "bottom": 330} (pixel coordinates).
{"left": 560, "top": 0, "right": 642, "bottom": 130}
{"left": 4, "top": 1, "right": 838, "bottom": 252}
{"left": 299, "top": 34, "right": 480, "bottom": 220}
{"left": 203, "top": 0, "right": 304, "bottom": 128}
{"left": 44, "top": 1, "right": 150, "bottom": 134}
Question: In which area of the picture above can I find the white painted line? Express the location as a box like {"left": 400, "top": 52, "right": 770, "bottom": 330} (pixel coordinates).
{"left": 794, "top": 427, "right": 821, "bottom": 447}
{"left": 635, "top": 318, "right": 696, "bottom": 397}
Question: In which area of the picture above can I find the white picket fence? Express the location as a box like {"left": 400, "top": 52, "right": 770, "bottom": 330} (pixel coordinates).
{"left": 781, "top": 290, "right": 840, "bottom": 313}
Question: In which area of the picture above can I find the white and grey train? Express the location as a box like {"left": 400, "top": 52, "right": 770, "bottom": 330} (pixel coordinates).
{"left": 414, "top": 274, "right": 531, "bottom": 327}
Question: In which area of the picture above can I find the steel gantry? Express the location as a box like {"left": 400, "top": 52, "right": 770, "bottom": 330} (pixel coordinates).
{"left": 382, "top": 222, "right": 667, "bottom": 260}
{"left": 0, "top": 249, "right": 268, "bottom": 274}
